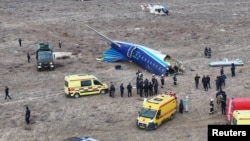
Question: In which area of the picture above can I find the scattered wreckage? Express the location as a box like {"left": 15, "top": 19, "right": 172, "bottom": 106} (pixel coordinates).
{"left": 209, "top": 58, "right": 244, "bottom": 67}
{"left": 141, "top": 3, "right": 169, "bottom": 15}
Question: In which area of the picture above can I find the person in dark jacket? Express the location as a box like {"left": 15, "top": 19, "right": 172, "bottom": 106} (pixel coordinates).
{"left": 136, "top": 77, "right": 140, "bottom": 94}
{"left": 109, "top": 83, "right": 115, "bottom": 98}
{"left": 220, "top": 91, "right": 226, "bottom": 115}
{"left": 202, "top": 75, "right": 208, "bottom": 91}
{"left": 143, "top": 82, "right": 149, "bottom": 98}
{"left": 120, "top": 83, "right": 124, "bottom": 97}
{"left": 206, "top": 75, "right": 211, "bottom": 88}
{"left": 139, "top": 80, "right": 144, "bottom": 97}
{"left": 195, "top": 74, "right": 200, "bottom": 89}
{"left": 153, "top": 79, "right": 158, "bottom": 95}
{"left": 220, "top": 74, "right": 227, "bottom": 87}
{"left": 18, "top": 38, "right": 22, "bottom": 47}
{"left": 215, "top": 76, "right": 219, "bottom": 91}
{"left": 58, "top": 40, "right": 62, "bottom": 48}
{"left": 148, "top": 82, "right": 153, "bottom": 96}
{"left": 127, "top": 83, "right": 132, "bottom": 97}
{"left": 220, "top": 66, "right": 224, "bottom": 75}
{"left": 5, "top": 86, "right": 12, "bottom": 100}
{"left": 25, "top": 106, "right": 31, "bottom": 124}
{"left": 27, "top": 52, "right": 31, "bottom": 63}
{"left": 231, "top": 63, "right": 236, "bottom": 77}
{"left": 204, "top": 47, "right": 208, "bottom": 57}
{"left": 160, "top": 74, "right": 165, "bottom": 88}
{"left": 179, "top": 99, "right": 184, "bottom": 113}
{"left": 207, "top": 48, "right": 212, "bottom": 58}
{"left": 173, "top": 74, "right": 177, "bottom": 85}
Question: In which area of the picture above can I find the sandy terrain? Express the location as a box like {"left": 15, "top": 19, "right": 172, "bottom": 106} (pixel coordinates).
{"left": 0, "top": 0, "right": 250, "bottom": 141}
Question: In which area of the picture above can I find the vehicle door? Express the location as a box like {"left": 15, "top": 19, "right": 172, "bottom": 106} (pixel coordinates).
{"left": 93, "top": 79, "right": 104, "bottom": 92}
{"left": 80, "top": 79, "right": 92, "bottom": 95}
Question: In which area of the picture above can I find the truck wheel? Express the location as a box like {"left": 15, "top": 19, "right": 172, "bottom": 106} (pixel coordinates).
{"left": 74, "top": 93, "right": 80, "bottom": 98}
{"left": 169, "top": 114, "right": 174, "bottom": 120}
{"left": 154, "top": 124, "right": 158, "bottom": 130}
{"left": 100, "top": 90, "right": 106, "bottom": 94}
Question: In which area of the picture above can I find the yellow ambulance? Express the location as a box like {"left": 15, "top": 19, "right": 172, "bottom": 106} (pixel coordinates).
{"left": 136, "top": 93, "right": 177, "bottom": 130}
{"left": 64, "top": 74, "right": 108, "bottom": 98}
{"left": 231, "top": 110, "right": 250, "bottom": 125}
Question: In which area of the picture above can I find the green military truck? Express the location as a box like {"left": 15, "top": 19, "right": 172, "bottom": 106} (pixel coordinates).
{"left": 36, "top": 42, "right": 55, "bottom": 71}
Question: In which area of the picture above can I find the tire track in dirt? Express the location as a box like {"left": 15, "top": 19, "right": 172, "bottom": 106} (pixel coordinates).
{"left": 0, "top": 92, "right": 62, "bottom": 106}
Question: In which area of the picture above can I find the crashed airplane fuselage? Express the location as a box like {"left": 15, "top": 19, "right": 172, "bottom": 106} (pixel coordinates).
{"left": 86, "top": 25, "right": 182, "bottom": 76}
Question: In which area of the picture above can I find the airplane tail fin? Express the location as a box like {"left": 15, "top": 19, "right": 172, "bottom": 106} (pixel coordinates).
{"left": 85, "top": 24, "right": 120, "bottom": 47}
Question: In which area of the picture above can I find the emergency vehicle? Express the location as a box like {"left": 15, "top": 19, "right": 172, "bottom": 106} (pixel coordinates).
{"left": 226, "top": 97, "right": 250, "bottom": 124}
{"left": 136, "top": 92, "right": 177, "bottom": 130}
{"left": 231, "top": 110, "right": 250, "bottom": 125}
{"left": 64, "top": 74, "right": 108, "bottom": 98}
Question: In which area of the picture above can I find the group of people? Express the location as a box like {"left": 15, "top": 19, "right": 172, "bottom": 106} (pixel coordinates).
{"left": 109, "top": 82, "right": 133, "bottom": 98}
{"left": 209, "top": 63, "right": 237, "bottom": 115}
{"left": 109, "top": 70, "right": 170, "bottom": 98}
{"left": 194, "top": 74, "right": 211, "bottom": 91}
{"left": 179, "top": 96, "right": 189, "bottom": 113}
{"left": 210, "top": 89, "right": 227, "bottom": 115}
{"left": 204, "top": 47, "right": 212, "bottom": 58}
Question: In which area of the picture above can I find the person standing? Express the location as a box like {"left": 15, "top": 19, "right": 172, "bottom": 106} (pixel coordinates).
{"left": 127, "top": 83, "right": 132, "bottom": 97}
{"left": 160, "top": 74, "right": 165, "bottom": 88}
{"left": 209, "top": 98, "right": 214, "bottom": 115}
{"left": 173, "top": 74, "right": 177, "bottom": 86}
{"left": 179, "top": 99, "right": 184, "bottom": 113}
{"left": 25, "top": 106, "right": 31, "bottom": 124}
{"left": 148, "top": 82, "right": 153, "bottom": 96}
{"left": 58, "top": 40, "right": 62, "bottom": 48}
{"left": 231, "top": 63, "right": 236, "bottom": 77}
{"left": 183, "top": 96, "right": 189, "bottom": 112}
{"left": 18, "top": 38, "right": 22, "bottom": 47}
{"left": 202, "top": 75, "right": 207, "bottom": 91}
{"left": 204, "top": 47, "right": 208, "bottom": 57}
{"left": 221, "top": 74, "right": 227, "bottom": 87}
{"left": 206, "top": 75, "right": 211, "bottom": 88}
{"left": 220, "top": 92, "right": 226, "bottom": 115}
{"left": 139, "top": 80, "right": 143, "bottom": 97}
{"left": 27, "top": 52, "right": 31, "bottom": 63}
{"left": 109, "top": 82, "right": 115, "bottom": 98}
{"left": 153, "top": 78, "right": 158, "bottom": 95}
{"left": 143, "top": 82, "right": 149, "bottom": 98}
{"left": 120, "top": 83, "right": 124, "bottom": 97}
{"left": 215, "top": 76, "right": 220, "bottom": 91}
{"left": 220, "top": 66, "right": 224, "bottom": 75}
{"left": 195, "top": 74, "right": 200, "bottom": 89}
{"left": 207, "top": 48, "right": 212, "bottom": 58}
{"left": 5, "top": 86, "right": 12, "bottom": 100}
{"left": 136, "top": 78, "right": 140, "bottom": 95}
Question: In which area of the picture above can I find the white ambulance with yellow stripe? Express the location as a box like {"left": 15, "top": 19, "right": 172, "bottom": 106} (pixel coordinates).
{"left": 136, "top": 93, "right": 177, "bottom": 130}
{"left": 64, "top": 74, "right": 108, "bottom": 98}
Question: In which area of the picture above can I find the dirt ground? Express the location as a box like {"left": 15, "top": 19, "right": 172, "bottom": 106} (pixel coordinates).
{"left": 0, "top": 0, "right": 250, "bottom": 141}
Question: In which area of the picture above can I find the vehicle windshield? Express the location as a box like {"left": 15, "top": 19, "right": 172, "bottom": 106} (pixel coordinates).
{"left": 38, "top": 52, "right": 53, "bottom": 61}
{"left": 139, "top": 108, "right": 157, "bottom": 119}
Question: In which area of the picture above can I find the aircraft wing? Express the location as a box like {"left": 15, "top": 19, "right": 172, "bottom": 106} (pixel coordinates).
{"left": 86, "top": 24, "right": 120, "bottom": 47}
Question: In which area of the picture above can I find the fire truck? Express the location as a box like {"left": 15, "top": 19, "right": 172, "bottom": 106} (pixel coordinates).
{"left": 226, "top": 97, "right": 250, "bottom": 125}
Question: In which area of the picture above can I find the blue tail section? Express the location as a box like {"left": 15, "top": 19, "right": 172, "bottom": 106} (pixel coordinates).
{"left": 102, "top": 48, "right": 129, "bottom": 62}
